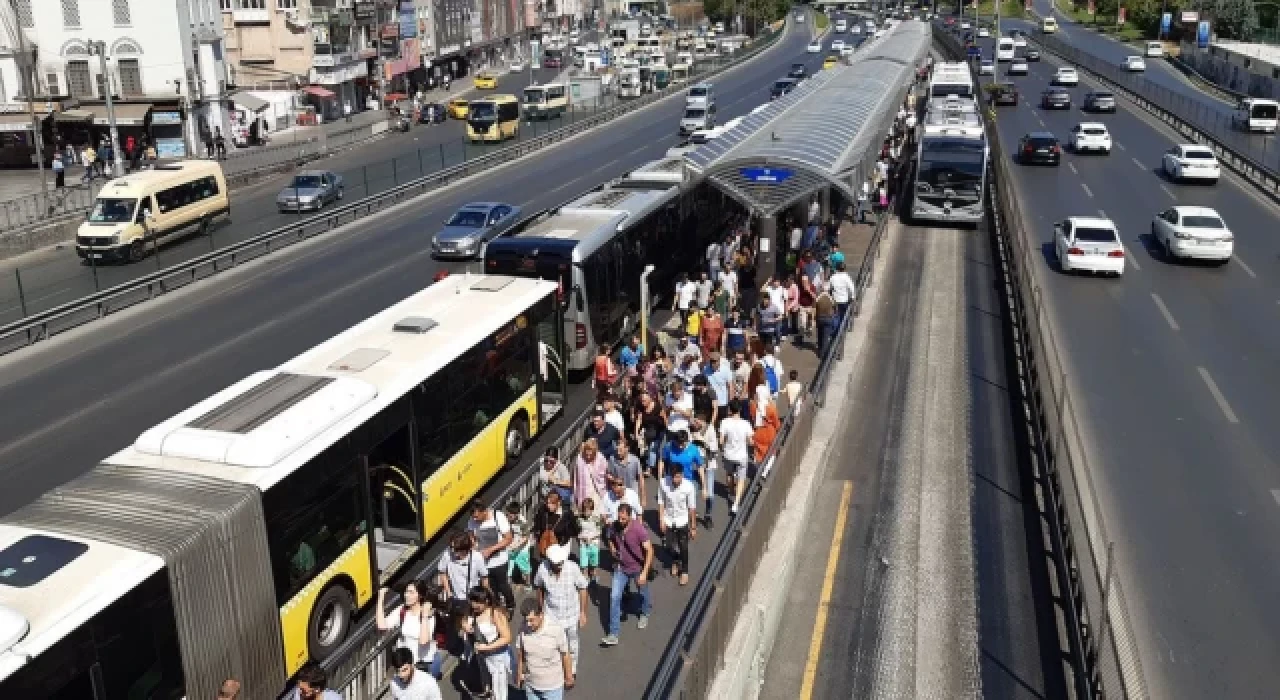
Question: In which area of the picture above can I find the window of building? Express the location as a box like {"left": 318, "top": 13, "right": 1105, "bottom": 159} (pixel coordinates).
{"left": 61, "top": 0, "right": 81, "bottom": 28}
{"left": 112, "top": 0, "right": 131, "bottom": 24}
{"left": 13, "top": 0, "right": 33, "bottom": 28}
{"left": 118, "top": 59, "right": 142, "bottom": 96}
{"left": 46, "top": 73, "right": 60, "bottom": 96}
{"left": 277, "top": 0, "right": 297, "bottom": 8}
{"left": 237, "top": 0, "right": 267, "bottom": 9}
{"left": 220, "top": 0, "right": 232, "bottom": 10}
{"left": 66, "top": 60, "right": 92, "bottom": 98}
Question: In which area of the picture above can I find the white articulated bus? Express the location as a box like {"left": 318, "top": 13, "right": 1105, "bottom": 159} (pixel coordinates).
{"left": 0, "top": 275, "right": 567, "bottom": 699}
{"left": 912, "top": 109, "right": 989, "bottom": 226}
{"left": 997, "top": 37, "right": 1016, "bottom": 61}
{"left": 929, "top": 61, "right": 976, "bottom": 99}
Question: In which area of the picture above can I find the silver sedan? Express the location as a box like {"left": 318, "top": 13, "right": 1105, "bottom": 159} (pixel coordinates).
{"left": 276, "top": 170, "right": 345, "bottom": 213}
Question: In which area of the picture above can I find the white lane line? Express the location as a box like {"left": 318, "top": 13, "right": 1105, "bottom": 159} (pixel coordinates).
{"left": 1125, "top": 245, "right": 1142, "bottom": 271}
{"left": 1081, "top": 183, "right": 1094, "bottom": 197}
{"left": 1197, "top": 367, "right": 1240, "bottom": 424}
{"left": 1116, "top": 142, "right": 1127, "bottom": 151}
{"left": 1132, "top": 156, "right": 1145, "bottom": 169}
{"left": 1151, "top": 293, "right": 1180, "bottom": 331}
{"left": 1067, "top": 162, "right": 1078, "bottom": 174}
{"left": 1272, "top": 489, "right": 1280, "bottom": 507}
{"left": 1234, "top": 255, "right": 1258, "bottom": 279}
{"left": 1160, "top": 184, "right": 1177, "bottom": 199}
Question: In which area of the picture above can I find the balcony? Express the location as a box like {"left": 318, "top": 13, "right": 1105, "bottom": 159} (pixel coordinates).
{"left": 232, "top": 8, "right": 270, "bottom": 24}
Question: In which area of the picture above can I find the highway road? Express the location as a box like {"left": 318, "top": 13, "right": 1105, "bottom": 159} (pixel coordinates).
{"left": 982, "top": 33, "right": 1280, "bottom": 700}
{"left": 0, "top": 29, "right": 719, "bottom": 325}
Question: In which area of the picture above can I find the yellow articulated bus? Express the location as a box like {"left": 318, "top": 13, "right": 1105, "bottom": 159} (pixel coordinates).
{"left": 467, "top": 95, "right": 521, "bottom": 143}
{"left": 0, "top": 275, "right": 567, "bottom": 699}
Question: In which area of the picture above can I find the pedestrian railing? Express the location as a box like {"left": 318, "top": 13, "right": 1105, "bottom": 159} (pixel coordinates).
{"left": 0, "top": 180, "right": 100, "bottom": 234}
{"left": 933, "top": 28, "right": 1149, "bottom": 700}
{"left": 0, "top": 23, "right": 787, "bottom": 360}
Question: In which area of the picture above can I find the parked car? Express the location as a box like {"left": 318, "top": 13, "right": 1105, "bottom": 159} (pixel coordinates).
{"left": 1083, "top": 91, "right": 1118, "bottom": 112}
{"left": 1041, "top": 87, "right": 1072, "bottom": 109}
{"left": 276, "top": 170, "right": 344, "bottom": 213}
{"left": 431, "top": 202, "right": 522, "bottom": 260}
{"left": 1018, "top": 132, "right": 1062, "bottom": 165}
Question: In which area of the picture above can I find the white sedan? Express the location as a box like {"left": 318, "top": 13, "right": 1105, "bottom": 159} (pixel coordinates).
{"left": 1069, "top": 122, "right": 1112, "bottom": 154}
{"left": 1008, "top": 59, "right": 1029, "bottom": 76}
{"left": 509, "top": 60, "right": 525, "bottom": 73}
{"left": 1125, "top": 55, "right": 1146, "bottom": 71}
{"left": 1054, "top": 67, "right": 1080, "bottom": 85}
{"left": 831, "top": 39, "right": 846, "bottom": 51}
{"left": 978, "top": 27, "right": 991, "bottom": 38}
{"left": 979, "top": 60, "right": 996, "bottom": 75}
{"left": 1055, "top": 217, "right": 1126, "bottom": 276}
{"left": 1162, "top": 144, "right": 1221, "bottom": 183}
{"left": 1151, "top": 206, "right": 1233, "bottom": 263}
{"left": 807, "top": 41, "right": 822, "bottom": 53}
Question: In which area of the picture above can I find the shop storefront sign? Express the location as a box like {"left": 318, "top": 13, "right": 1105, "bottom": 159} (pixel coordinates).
{"left": 382, "top": 23, "right": 400, "bottom": 39}
{"left": 354, "top": 1, "right": 376, "bottom": 22}
{"left": 155, "top": 137, "right": 186, "bottom": 158}
{"left": 438, "top": 43, "right": 462, "bottom": 56}
{"left": 151, "top": 111, "right": 183, "bottom": 125}
{"left": 313, "top": 51, "right": 356, "bottom": 67}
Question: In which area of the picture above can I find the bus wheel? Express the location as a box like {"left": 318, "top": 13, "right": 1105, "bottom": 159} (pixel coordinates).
{"left": 504, "top": 416, "right": 528, "bottom": 469}
{"left": 307, "top": 584, "right": 354, "bottom": 662}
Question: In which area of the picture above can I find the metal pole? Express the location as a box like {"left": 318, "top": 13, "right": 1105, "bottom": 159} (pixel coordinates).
{"left": 9, "top": 1, "right": 49, "bottom": 210}
{"left": 91, "top": 41, "right": 126, "bottom": 177}
{"left": 639, "top": 264, "right": 655, "bottom": 350}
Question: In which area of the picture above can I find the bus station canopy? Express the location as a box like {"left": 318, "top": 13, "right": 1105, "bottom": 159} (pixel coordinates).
{"left": 682, "top": 21, "right": 930, "bottom": 217}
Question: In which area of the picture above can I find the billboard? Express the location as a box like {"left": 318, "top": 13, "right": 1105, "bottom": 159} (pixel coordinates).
{"left": 1160, "top": 12, "right": 1172, "bottom": 37}
{"left": 1197, "top": 20, "right": 1211, "bottom": 48}
{"left": 1181, "top": 11, "right": 1199, "bottom": 23}
{"left": 1117, "top": 7, "right": 1125, "bottom": 24}
{"left": 399, "top": 0, "right": 416, "bottom": 38}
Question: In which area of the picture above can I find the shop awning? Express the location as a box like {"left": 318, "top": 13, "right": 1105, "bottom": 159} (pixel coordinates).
{"left": 383, "top": 92, "right": 408, "bottom": 103}
{"left": 230, "top": 92, "right": 270, "bottom": 113}
{"left": 55, "top": 108, "right": 95, "bottom": 122}
{"left": 0, "top": 113, "right": 37, "bottom": 132}
{"left": 302, "top": 85, "right": 336, "bottom": 99}
{"left": 93, "top": 103, "right": 152, "bottom": 126}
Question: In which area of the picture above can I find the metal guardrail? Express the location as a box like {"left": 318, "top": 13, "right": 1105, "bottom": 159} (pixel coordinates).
{"left": 934, "top": 29, "right": 1148, "bottom": 700}
{"left": 0, "top": 25, "right": 786, "bottom": 360}
{"left": 0, "top": 180, "right": 100, "bottom": 234}
{"left": 644, "top": 195, "right": 896, "bottom": 700}
{"left": 1025, "top": 32, "right": 1280, "bottom": 197}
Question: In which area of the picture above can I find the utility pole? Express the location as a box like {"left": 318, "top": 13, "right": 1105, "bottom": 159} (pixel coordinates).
{"left": 89, "top": 40, "right": 125, "bottom": 177}
{"left": 993, "top": 0, "right": 1000, "bottom": 84}
{"left": 8, "top": 0, "right": 48, "bottom": 207}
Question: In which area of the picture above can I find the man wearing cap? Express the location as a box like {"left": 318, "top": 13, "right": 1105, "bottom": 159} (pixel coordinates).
{"left": 533, "top": 543, "right": 589, "bottom": 674}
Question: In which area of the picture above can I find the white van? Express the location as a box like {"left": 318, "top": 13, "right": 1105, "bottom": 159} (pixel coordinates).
{"left": 1232, "top": 97, "right": 1279, "bottom": 133}
{"left": 1145, "top": 41, "right": 1165, "bottom": 57}
{"left": 76, "top": 160, "right": 229, "bottom": 264}
{"left": 1041, "top": 16, "right": 1058, "bottom": 33}
{"left": 835, "top": 18, "right": 848, "bottom": 33}
{"left": 997, "top": 37, "right": 1016, "bottom": 61}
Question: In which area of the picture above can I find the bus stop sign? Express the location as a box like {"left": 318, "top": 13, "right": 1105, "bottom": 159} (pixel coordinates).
{"left": 739, "top": 167, "right": 794, "bottom": 183}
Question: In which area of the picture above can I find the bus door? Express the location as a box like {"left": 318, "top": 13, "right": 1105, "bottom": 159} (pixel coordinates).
{"left": 533, "top": 295, "right": 568, "bottom": 421}
{"left": 361, "top": 402, "right": 425, "bottom": 580}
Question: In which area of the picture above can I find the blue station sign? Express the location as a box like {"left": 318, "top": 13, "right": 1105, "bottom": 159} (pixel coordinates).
{"left": 739, "top": 167, "right": 794, "bottom": 183}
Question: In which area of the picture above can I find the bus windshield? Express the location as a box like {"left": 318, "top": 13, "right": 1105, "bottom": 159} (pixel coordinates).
{"left": 486, "top": 250, "right": 573, "bottom": 304}
{"left": 931, "top": 84, "right": 973, "bottom": 98}
{"left": 88, "top": 197, "right": 138, "bottom": 224}
{"left": 917, "top": 139, "right": 986, "bottom": 201}
{"left": 469, "top": 103, "right": 497, "bottom": 120}
{"left": 1251, "top": 103, "right": 1278, "bottom": 119}
{"left": 524, "top": 89, "right": 547, "bottom": 104}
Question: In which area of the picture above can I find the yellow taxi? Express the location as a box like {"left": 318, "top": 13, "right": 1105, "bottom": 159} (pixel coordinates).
{"left": 823, "top": 54, "right": 839, "bottom": 70}
{"left": 474, "top": 71, "right": 498, "bottom": 89}
{"left": 447, "top": 98, "right": 470, "bottom": 119}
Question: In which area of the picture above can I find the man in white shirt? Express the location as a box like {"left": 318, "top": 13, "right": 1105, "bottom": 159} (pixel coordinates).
{"left": 719, "top": 399, "right": 754, "bottom": 515}
{"left": 658, "top": 469, "right": 699, "bottom": 585}
{"left": 706, "top": 240, "right": 722, "bottom": 282}
{"left": 720, "top": 266, "right": 738, "bottom": 308}
{"left": 665, "top": 380, "right": 695, "bottom": 436}
{"left": 602, "top": 396, "right": 626, "bottom": 435}
{"left": 828, "top": 262, "right": 856, "bottom": 321}
{"left": 695, "top": 271, "right": 714, "bottom": 310}
{"left": 467, "top": 500, "right": 515, "bottom": 612}
{"left": 603, "top": 476, "right": 643, "bottom": 525}
{"left": 807, "top": 196, "right": 821, "bottom": 225}
{"left": 674, "top": 273, "right": 696, "bottom": 327}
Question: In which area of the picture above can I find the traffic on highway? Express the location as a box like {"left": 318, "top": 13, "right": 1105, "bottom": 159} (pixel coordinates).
{"left": 969, "top": 20, "right": 1280, "bottom": 700}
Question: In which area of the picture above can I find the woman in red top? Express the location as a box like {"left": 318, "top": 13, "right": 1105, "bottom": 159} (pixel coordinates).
{"left": 749, "top": 398, "right": 781, "bottom": 464}
{"left": 594, "top": 345, "right": 617, "bottom": 401}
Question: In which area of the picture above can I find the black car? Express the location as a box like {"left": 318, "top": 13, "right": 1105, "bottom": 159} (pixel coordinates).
{"left": 788, "top": 62, "right": 807, "bottom": 79}
{"left": 1018, "top": 132, "right": 1062, "bottom": 165}
{"left": 1041, "top": 87, "right": 1072, "bottom": 109}
{"left": 1026, "top": 49, "right": 1042, "bottom": 61}
{"left": 1083, "top": 90, "right": 1118, "bottom": 112}
{"left": 991, "top": 83, "right": 1019, "bottom": 106}
{"left": 418, "top": 102, "right": 448, "bottom": 123}
{"left": 771, "top": 78, "right": 798, "bottom": 100}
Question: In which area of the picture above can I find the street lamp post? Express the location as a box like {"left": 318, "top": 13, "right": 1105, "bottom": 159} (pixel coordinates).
{"left": 8, "top": 0, "right": 49, "bottom": 208}
{"left": 88, "top": 40, "right": 125, "bottom": 177}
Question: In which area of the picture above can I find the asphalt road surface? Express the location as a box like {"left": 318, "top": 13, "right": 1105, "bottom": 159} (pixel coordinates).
{"left": 984, "top": 33, "right": 1280, "bottom": 700}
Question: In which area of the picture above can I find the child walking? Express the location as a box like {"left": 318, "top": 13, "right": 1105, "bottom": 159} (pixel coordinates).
{"left": 504, "top": 501, "right": 533, "bottom": 592}
{"left": 577, "top": 498, "right": 604, "bottom": 587}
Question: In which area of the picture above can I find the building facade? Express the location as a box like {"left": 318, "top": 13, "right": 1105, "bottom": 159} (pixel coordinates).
{"left": 0, "top": 0, "right": 228, "bottom": 164}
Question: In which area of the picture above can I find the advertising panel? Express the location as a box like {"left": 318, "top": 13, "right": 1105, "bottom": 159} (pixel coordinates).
{"left": 1197, "top": 20, "right": 1211, "bottom": 48}
{"left": 1181, "top": 11, "right": 1199, "bottom": 23}
{"left": 399, "top": 0, "right": 417, "bottom": 38}
{"left": 1160, "top": 12, "right": 1171, "bottom": 37}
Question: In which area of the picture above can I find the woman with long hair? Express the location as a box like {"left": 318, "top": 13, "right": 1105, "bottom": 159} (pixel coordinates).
{"left": 376, "top": 580, "right": 441, "bottom": 678}
{"left": 459, "top": 587, "right": 512, "bottom": 699}
{"left": 573, "top": 438, "right": 609, "bottom": 515}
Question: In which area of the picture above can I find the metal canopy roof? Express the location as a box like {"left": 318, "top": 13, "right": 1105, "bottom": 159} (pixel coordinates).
{"left": 683, "top": 21, "right": 931, "bottom": 216}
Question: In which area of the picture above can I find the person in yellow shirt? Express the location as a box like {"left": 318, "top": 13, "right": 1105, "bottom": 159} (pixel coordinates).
{"left": 685, "top": 305, "right": 703, "bottom": 339}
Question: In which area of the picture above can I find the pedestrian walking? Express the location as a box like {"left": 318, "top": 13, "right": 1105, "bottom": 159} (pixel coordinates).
{"left": 575, "top": 500, "right": 604, "bottom": 584}
{"left": 592, "top": 345, "right": 618, "bottom": 401}
{"left": 583, "top": 409, "right": 621, "bottom": 460}
{"left": 538, "top": 447, "right": 574, "bottom": 503}
{"left": 468, "top": 500, "right": 517, "bottom": 614}
{"left": 602, "top": 476, "right": 643, "bottom": 527}
{"left": 515, "top": 597, "right": 575, "bottom": 700}
{"left": 215, "top": 127, "right": 227, "bottom": 159}
{"left": 659, "top": 469, "right": 698, "bottom": 585}
{"left": 376, "top": 581, "right": 443, "bottom": 679}
{"left": 756, "top": 296, "right": 782, "bottom": 350}
{"left": 602, "top": 503, "right": 654, "bottom": 646}
{"left": 719, "top": 400, "right": 754, "bottom": 514}
{"left": 437, "top": 532, "right": 489, "bottom": 603}
{"left": 533, "top": 544, "right": 589, "bottom": 673}
{"left": 52, "top": 153, "right": 65, "bottom": 189}
{"left": 505, "top": 502, "right": 534, "bottom": 590}
{"left": 814, "top": 284, "right": 837, "bottom": 356}
{"left": 689, "top": 416, "right": 719, "bottom": 526}
{"left": 673, "top": 273, "right": 696, "bottom": 328}
{"left": 457, "top": 588, "right": 511, "bottom": 700}
{"left": 283, "top": 663, "right": 346, "bottom": 700}
{"left": 572, "top": 438, "right": 609, "bottom": 514}
{"left": 632, "top": 391, "right": 666, "bottom": 476}
{"left": 530, "top": 490, "right": 581, "bottom": 574}
{"left": 828, "top": 262, "right": 856, "bottom": 324}
{"left": 80, "top": 145, "right": 97, "bottom": 182}
{"left": 608, "top": 440, "right": 646, "bottom": 506}
{"left": 204, "top": 131, "right": 215, "bottom": 159}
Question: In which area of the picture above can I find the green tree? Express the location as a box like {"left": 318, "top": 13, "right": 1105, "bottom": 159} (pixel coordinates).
{"left": 1212, "top": 0, "right": 1260, "bottom": 39}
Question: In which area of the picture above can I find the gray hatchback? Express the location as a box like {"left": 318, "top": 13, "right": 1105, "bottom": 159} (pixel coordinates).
{"left": 276, "top": 170, "right": 344, "bottom": 212}
{"left": 431, "top": 202, "right": 522, "bottom": 260}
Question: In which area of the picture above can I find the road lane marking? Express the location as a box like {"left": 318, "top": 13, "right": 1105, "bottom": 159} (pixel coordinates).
{"left": 1272, "top": 489, "right": 1280, "bottom": 507}
{"left": 1151, "top": 293, "right": 1180, "bottom": 331}
{"left": 1067, "top": 162, "right": 1078, "bottom": 174}
{"left": 1081, "top": 183, "right": 1093, "bottom": 197}
{"left": 1116, "top": 142, "right": 1127, "bottom": 151}
{"left": 1124, "top": 245, "right": 1142, "bottom": 270}
{"left": 1132, "top": 156, "right": 1145, "bottom": 169}
{"left": 1234, "top": 255, "right": 1257, "bottom": 278}
{"left": 799, "top": 480, "right": 855, "bottom": 700}
{"left": 1197, "top": 367, "right": 1240, "bottom": 424}
{"left": 1160, "top": 184, "right": 1177, "bottom": 199}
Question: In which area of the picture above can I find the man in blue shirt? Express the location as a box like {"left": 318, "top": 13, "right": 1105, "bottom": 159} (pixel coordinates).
{"left": 701, "top": 350, "right": 733, "bottom": 426}
{"left": 659, "top": 430, "right": 705, "bottom": 486}
{"left": 619, "top": 334, "right": 644, "bottom": 374}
